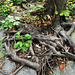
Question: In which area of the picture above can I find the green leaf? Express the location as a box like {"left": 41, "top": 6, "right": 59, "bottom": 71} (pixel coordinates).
{"left": 8, "top": 23, "right": 13, "bottom": 27}
{"left": 62, "top": 10, "right": 70, "bottom": 16}
{"left": 26, "top": 40, "right": 32, "bottom": 43}
{"left": 63, "top": 12, "right": 69, "bottom": 16}
{"left": 17, "top": 41, "right": 22, "bottom": 47}
{"left": 38, "top": 5, "right": 44, "bottom": 8}
{"left": 44, "top": 16, "right": 47, "bottom": 20}
{"left": 15, "top": 17, "right": 21, "bottom": 20}
{"left": 22, "top": 46, "right": 27, "bottom": 52}
{"left": 20, "top": 36, "right": 23, "bottom": 39}
{"left": 57, "top": 51, "right": 61, "bottom": 54}
{"left": 9, "top": 3, "right": 13, "bottom": 6}
{"left": 1, "top": 20, "right": 5, "bottom": 23}
{"left": 25, "top": 43, "right": 30, "bottom": 48}
{"left": 1, "top": 25, "right": 4, "bottom": 30}
{"left": 15, "top": 35, "right": 20, "bottom": 38}
{"left": 14, "top": 41, "right": 22, "bottom": 48}
{"left": 60, "top": 13, "right": 63, "bottom": 16}
{"left": 8, "top": 15, "right": 13, "bottom": 18}
{"left": 25, "top": 34, "right": 31, "bottom": 40}
{"left": 9, "top": 19, "right": 15, "bottom": 22}
{"left": 55, "top": 11, "right": 58, "bottom": 15}
{"left": 5, "top": 21, "right": 9, "bottom": 25}
{"left": 65, "top": 17, "right": 69, "bottom": 20}
{"left": 16, "top": 32, "right": 20, "bottom": 35}
{"left": 30, "top": 4, "right": 37, "bottom": 9}
{"left": 22, "top": 43, "right": 26, "bottom": 46}
{"left": 13, "top": 21, "right": 20, "bottom": 25}
{"left": 14, "top": 43, "right": 19, "bottom": 48}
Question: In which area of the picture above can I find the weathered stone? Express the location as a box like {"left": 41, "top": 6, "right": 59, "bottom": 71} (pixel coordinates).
{"left": 2, "top": 58, "right": 16, "bottom": 74}
{"left": 71, "top": 32, "right": 75, "bottom": 43}
{"left": 16, "top": 67, "right": 37, "bottom": 75}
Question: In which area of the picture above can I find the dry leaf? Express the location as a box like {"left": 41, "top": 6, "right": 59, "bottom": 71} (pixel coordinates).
{"left": 0, "top": 57, "right": 2, "bottom": 62}
{"left": 2, "top": 69, "right": 7, "bottom": 71}
{"left": 10, "top": 48, "right": 14, "bottom": 50}
{"left": 65, "top": 45, "right": 70, "bottom": 51}
{"left": 60, "top": 64, "right": 66, "bottom": 69}
{"left": 12, "top": 68, "right": 16, "bottom": 72}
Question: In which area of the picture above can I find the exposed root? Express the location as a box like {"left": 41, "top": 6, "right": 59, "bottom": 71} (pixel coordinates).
{"left": 3, "top": 43, "right": 40, "bottom": 70}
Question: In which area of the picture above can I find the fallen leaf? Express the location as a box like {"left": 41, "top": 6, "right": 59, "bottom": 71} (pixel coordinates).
{"left": 65, "top": 45, "right": 70, "bottom": 51}
{"left": 48, "top": 21, "right": 52, "bottom": 24}
{"left": 12, "top": 68, "right": 16, "bottom": 72}
{"left": 60, "top": 64, "right": 66, "bottom": 69}
{"left": 2, "top": 69, "right": 7, "bottom": 71}
{"left": 10, "top": 48, "right": 14, "bottom": 50}
{"left": 20, "top": 54, "right": 24, "bottom": 58}
{"left": 0, "top": 57, "right": 2, "bottom": 62}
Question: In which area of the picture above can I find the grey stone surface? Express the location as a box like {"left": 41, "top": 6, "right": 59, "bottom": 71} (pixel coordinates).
{"left": 16, "top": 67, "right": 37, "bottom": 75}
{"left": 0, "top": 30, "right": 5, "bottom": 39}
{"left": 53, "top": 61, "right": 75, "bottom": 75}
{"left": 71, "top": 32, "right": 75, "bottom": 43}
{"left": 2, "top": 58, "right": 16, "bottom": 74}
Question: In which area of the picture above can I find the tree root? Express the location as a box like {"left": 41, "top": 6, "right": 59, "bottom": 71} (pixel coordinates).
{"left": 3, "top": 43, "right": 40, "bottom": 71}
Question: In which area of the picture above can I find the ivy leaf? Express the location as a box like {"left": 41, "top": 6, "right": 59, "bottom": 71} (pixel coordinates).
{"left": 65, "top": 17, "right": 69, "bottom": 20}
{"left": 44, "top": 16, "right": 47, "bottom": 20}
{"left": 0, "top": 20, "right": 5, "bottom": 23}
{"left": 62, "top": 10, "right": 70, "bottom": 16}
{"left": 0, "top": 25, "right": 4, "bottom": 30}
{"left": 16, "top": 32, "right": 20, "bottom": 35}
{"left": 13, "top": 21, "right": 20, "bottom": 25}
{"left": 17, "top": 41, "right": 22, "bottom": 47}
{"left": 8, "top": 15, "right": 13, "bottom": 18}
{"left": 15, "top": 17, "right": 21, "bottom": 20}
{"left": 25, "top": 34, "right": 31, "bottom": 40}
{"left": 9, "top": 19, "right": 15, "bottom": 22}
{"left": 14, "top": 43, "right": 19, "bottom": 48}
{"left": 14, "top": 41, "right": 22, "bottom": 48}
{"left": 30, "top": 4, "right": 37, "bottom": 9}
{"left": 20, "top": 36, "right": 23, "bottom": 39}
{"left": 57, "top": 51, "right": 61, "bottom": 54}
{"left": 55, "top": 11, "right": 58, "bottom": 15}
{"left": 25, "top": 43, "right": 30, "bottom": 48}
{"left": 22, "top": 43, "right": 26, "bottom": 46}
{"left": 9, "top": 3, "right": 13, "bottom": 6}
{"left": 22, "top": 46, "right": 28, "bottom": 52}
{"left": 8, "top": 23, "right": 13, "bottom": 27}
{"left": 60, "top": 13, "right": 63, "bottom": 16}
{"left": 38, "top": 5, "right": 44, "bottom": 8}
{"left": 26, "top": 40, "right": 32, "bottom": 43}
{"left": 22, "top": 46, "right": 26, "bottom": 52}
{"left": 5, "top": 21, "right": 9, "bottom": 25}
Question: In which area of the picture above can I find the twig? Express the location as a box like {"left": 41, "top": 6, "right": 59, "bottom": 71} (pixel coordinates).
{"left": 61, "top": 22, "right": 73, "bottom": 26}
{"left": 29, "top": 44, "right": 35, "bottom": 56}
{"left": 10, "top": 65, "right": 24, "bottom": 75}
